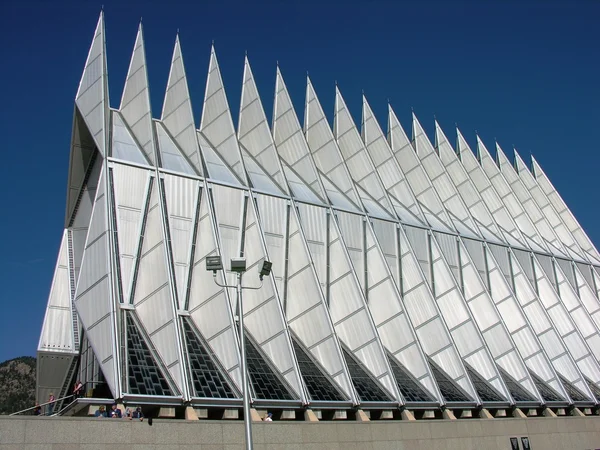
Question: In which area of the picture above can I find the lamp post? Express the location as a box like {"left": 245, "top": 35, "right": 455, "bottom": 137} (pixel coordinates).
{"left": 206, "top": 256, "right": 272, "bottom": 450}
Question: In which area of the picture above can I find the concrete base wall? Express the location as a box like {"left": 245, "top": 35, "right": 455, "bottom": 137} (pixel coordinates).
{"left": 1, "top": 415, "right": 599, "bottom": 449}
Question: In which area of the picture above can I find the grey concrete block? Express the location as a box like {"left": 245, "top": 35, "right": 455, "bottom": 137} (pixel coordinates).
{"left": 302, "top": 423, "right": 338, "bottom": 443}
{"left": 26, "top": 418, "right": 82, "bottom": 444}
{"left": 429, "top": 420, "right": 458, "bottom": 439}
{"left": 221, "top": 422, "right": 244, "bottom": 444}
{"left": 0, "top": 418, "right": 26, "bottom": 443}
{"left": 400, "top": 422, "right": 431, "bottom": 440}
{"left": 264, "top": 422, "right": 302, "bottom": 444}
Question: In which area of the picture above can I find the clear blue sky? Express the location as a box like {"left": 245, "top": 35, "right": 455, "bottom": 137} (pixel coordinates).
{"left": 0, "top": 0, "right": 598, "bottom": 362}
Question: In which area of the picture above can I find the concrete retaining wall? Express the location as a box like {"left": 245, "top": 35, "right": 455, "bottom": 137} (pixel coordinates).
{"left": 1, "top": 415, "right": 599, "bottom": 449}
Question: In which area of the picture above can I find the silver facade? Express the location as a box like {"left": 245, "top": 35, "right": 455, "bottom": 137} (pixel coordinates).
{"left": 37, "top": 13, "right": 600, "bottom": 411}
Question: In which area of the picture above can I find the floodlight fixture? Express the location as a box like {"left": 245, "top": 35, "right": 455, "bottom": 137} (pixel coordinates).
{"left": 230, "top": 257, "right": 247, "bottom": 273}
{"left": 259, "top": 259, "right": 272, "bottom": 280}
{"left": 206, "top": 255, "right": 223, "bottom": 273}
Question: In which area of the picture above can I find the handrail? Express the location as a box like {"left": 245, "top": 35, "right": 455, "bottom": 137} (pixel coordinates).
{"left": 10, "top": 394, "right": 75, "bottom": 416}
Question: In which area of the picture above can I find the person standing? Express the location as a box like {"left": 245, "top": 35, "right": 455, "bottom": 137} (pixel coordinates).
{"left": 47, "top": 394, "right": 56, "bottom": 416}
{"left": 73, "top": 381, "right": 84, "bottom": 398}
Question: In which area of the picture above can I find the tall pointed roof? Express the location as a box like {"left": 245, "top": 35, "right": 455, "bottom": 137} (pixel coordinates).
{"left": 361, "top": 96, "right": 428, "bottom": 227}
{"left": 304, "top": 77, "right": 362, "bottom": 211}
{"left": 333, "top": 87, "right": 395, "bottom": 219}
{"left": 238, "top": 57, "right": 288, "bottom": 195}
{"left": 199, "top": 45, "right": 247, "bottom": 185}
{"left": 495, "top": 143, "right": 569, "bottom": 258}
{"left": 161, "top": 35, "right": 203, "bottom": 175}
{"left": 513, "top": 150, "right": 587, "bottom": 262}
{"left": 412, "top": 113, "right": 480, "bottom": 237}
{"left": 531, "top": 156, "right": 600, "bottom": 265}
{"left": 119, "top": 23, "right": 156, "bottom": 165}
{"left": 475, "top": 136, "right": 549, "bottom": 254}
{"left": 455, "top": 128, "right": 528, "bottom": 250}
{"left": 75, "top": 11, "right": 108, "bottom": 156}
{"left": 434, "top": 121, "right": 506, "bottom": 244}
{"left": 272, "top": 67, "right": 327, "bottom": 203}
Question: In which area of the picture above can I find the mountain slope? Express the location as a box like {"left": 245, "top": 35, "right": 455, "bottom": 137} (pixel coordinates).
{"left": 0, "top": 356, "right": 36, "bottom": 414}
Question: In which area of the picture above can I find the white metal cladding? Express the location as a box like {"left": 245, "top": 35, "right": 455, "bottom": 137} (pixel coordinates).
{"left": 73, "top": 165, "right": 119, "bottom": 396}
{"left": 333, "top": 88, "right": 395, "bottom": 220}
{"left": 111, "top": 111, "right": 149, "bottom": 165}
{"left": 387, "top": 107, "right": 455, "bottom": 234}
{"left": 71, "top": 155, "right": 103, "bottom": 285}
{"left": 296, "top": 202, "right": 400, "bottom": 402}
{"left": 456, "top": 130, "right": 529, "bottom": 251}
{"left": 238, "top": 57, "right": 288, "bottom": 196}
{"left": 412, "top": 115, "right": 480, "bottom": 239}
{"left": 361, "top": 97, "right": 428, "bottom": 227}
{"left": 110, "top": 163, "right": 153, "bottom": 303}
{"left": 336, "top": 210, "right": 439, "bottom": 401}
{"left": 429, "top": 233, "right": 508, "bottom": 401}
{"left": 304, "top": 78, "right": 362, "bottom": 212}
{"left": 397, "top": 226, "right": 477, "bottom": 401}
{"left": 156, "top": 121, "right": 196, "bottom": 176}
{"left": 256, "top": 194, "right": 355, "bottom": 400}
{"left": 552, "top": 260, "right": 600, "bottom": 361}
{"left": 530, "top": 256, "right": 600, "bottom": 390}
{"left": 162, "top": 174, "right": 197, "bottom": 308}
{"left": 119, "top": 24, "right": 156, "bottom": 165}
{"left": 495, "top": 144, "right": 568, "bottom": 259}
{"left": 184, "top": 184, "right": 242, "bottom": 390}
{"left": 364, "top": 219, "right": 440, "bottom": 401}
{"left": 199, "top": 47, "right": 247, "bottom": 185}
{"left": 42, "top": 15, "right": 600, "bottom": 408}
{"left": 457, "top": 238, "right": 540, "bottom": 401}
{"left": 38, "top": 230, "right": 77, "bottom": 354}
{"left": 573, "top": 264, "right": 600, "bottom": 330}
{"left": 476, "top": 138, "right": 549, "bottom": 254}
{"left": 160, "top": 36, "right": 203, "bottom": 176}
{"left": 434, "top": 123, "right": 506, "bottom": 245}
{"left": 198, "top": 131, "right": 243, "bottom": 187}
{"left": 272, "top": 68, "right": 327, "bottom": 204}
{"left": 514, "top": 152, "right": 586, "bottom": 263}
{"left": 479, "top": 245, "right": 561, "bottom": 400}
{"left": 506, "top": 248, "right": 594, "bottom": 400}
{"left": 127, "top": 175, "right": 185, "bottom": 394}
{"left": 74, "top": 13, "right": 107, "bottom": 157}
{"left": 211, "top": 184, "right": 304, "bottom": 399}
{"left": 531, "top": 156, "right": 600, "bottom": 265}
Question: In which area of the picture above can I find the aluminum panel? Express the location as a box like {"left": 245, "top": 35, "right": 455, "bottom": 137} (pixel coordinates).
{"left": 162, "top": 174, "right": 198, "bottom": 308}
{"left": 532, "top": 156, "right": 600, "bottom": 264}
{"left": 515, "top": 153, "right": 585, "bottom": 262}
{"left": 160, "top": 36, "right": 203, "bottom": 175}
{"left": 510, "top": 251, "right": 595, "bottom": 399}
{"left": 74, "top": 12, "right": 107, "bottom": 156}
{"left": 156, "top": 122, "right": 196, "bottom": 176}
{"left": 111, "top": 111, "right": 148, "bottom": 165}
{"left": 495, "top": 145, "right": 568, "bottom": 258}
{"left": 435, "top": 123, "right": 506, "bottom": 244}
{"left": 38, "top": 231, "right": 76, "bottom": 354}
{"left": 212, "top": 185, "right": 303, "bottom": 399}
{"left": 131, "top": 177, "right": 184, "bottom": 393}
{"left": 456, "top": 130, "right": 528, "bottom": 250}
{"left": 413, "top": 115, "right": 480, "bottom": 239}
{"left": 304, "top": 79, "right": 362, "bottom": 211}
{"left": 388, "top": 107, "right": 455, "bottom": 233}
{"left": 334, "top": 88, "right": 395, "bottom": 219}
{"left": 573, "top": 265, "right": 600, "bottom": 329}
{"left": 199, "top": 47, "right": 247, "bottom": 184}
{"left": 74, "top": 167, "right": 118, "bottom": 396}
{"left": 111, "top": 164, "right": 152, "bottom": 302}
{"left": 361, "top": 97, "right": 427, "bottom": 226}
{"left": 186, "top": 186, "right": 241, "bottom": 388}
{"left": 119, "top": 24, "right": 155, "bottom": 165}
{"left": 484, "top": 247, "right": 562, "bottom": 400}
{"left": 272, "top": 68, "right": 327, "bottom": 202}
{"left": 476, "top": 138, "right": 549, "bottom": 254}
{"left": 239, "top": 58, "right": 288, "bottom": 195}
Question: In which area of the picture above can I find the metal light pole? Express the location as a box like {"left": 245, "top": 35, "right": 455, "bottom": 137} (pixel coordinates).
{"left": 207, "top": 256, "right": 272, "bottom": 450}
